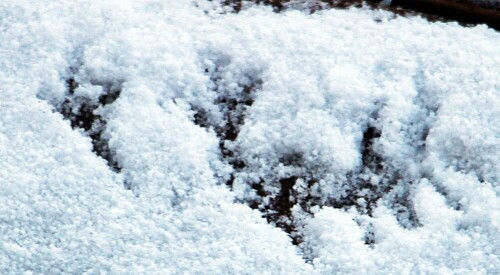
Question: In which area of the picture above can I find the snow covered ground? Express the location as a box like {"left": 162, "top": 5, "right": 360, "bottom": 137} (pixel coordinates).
{"left": 0, "top": 0, "right": 499, "bottom": 273}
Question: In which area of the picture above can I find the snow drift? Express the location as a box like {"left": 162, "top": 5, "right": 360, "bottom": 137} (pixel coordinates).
{"left": 0, "top": 0, "right": 498, "bottom": 273}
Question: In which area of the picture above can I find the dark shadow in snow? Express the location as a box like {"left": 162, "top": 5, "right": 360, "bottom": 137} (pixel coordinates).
{"left": 194, "top": 62, "right": 423, "bottom": 244}
{"left": 192, "top": 58, "right": 311, "bottom": 243}
{"left": 192, "top": 56, "right": 430, "bottom": 250}
{"left": 192, "top": 56, "right": 261, "bottom": 186}
{"left": 364, "top": 223, "right": 376, "bottom": 247}
{"left": 190, "top": 61, "right": 431, "bottom": 255}
{"left": 224, "top": 0, "right": 243, "bottom": 12}
{"left": 361, "top": 126, "right": 383, "bottom": 171}
{"left": 60, "top": 77, "right": 122, "bottom": 174}
{"left": 353, "top": 122, "right": 421, "bottom": 228}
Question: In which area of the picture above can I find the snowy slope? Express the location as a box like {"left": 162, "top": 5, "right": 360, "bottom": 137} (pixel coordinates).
{"left": 0, "top": 0, "right": 499, "bottom": 273}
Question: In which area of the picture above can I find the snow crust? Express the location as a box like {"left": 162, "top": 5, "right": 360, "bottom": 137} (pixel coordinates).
{"left": 0, "top": 0, "right": 499, "bottom": 273}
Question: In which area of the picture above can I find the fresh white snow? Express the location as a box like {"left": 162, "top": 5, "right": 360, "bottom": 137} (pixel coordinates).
{"left": 0, "top": 0, "right": 499, "bottom": 273}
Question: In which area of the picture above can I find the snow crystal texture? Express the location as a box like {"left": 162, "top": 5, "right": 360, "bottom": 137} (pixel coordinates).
{"left": 0, "top": 0, "right": 499, "bottom": 274}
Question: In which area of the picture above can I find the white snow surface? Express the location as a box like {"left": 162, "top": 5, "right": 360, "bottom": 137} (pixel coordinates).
{"left": 0, "top": 0, "right": 499, "bottom": 274}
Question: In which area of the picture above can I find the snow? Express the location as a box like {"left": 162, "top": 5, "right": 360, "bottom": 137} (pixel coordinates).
{"left": 1, "top": 0, "right": 499, "bottom": 273}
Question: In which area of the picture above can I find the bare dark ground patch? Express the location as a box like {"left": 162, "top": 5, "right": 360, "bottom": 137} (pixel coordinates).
{"left": 60, "top": 77, "right": 122, "bottom": 174}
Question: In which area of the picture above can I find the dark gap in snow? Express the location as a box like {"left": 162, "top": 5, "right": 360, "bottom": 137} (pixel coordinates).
{"left": 216, "top": 83, "right": 254, "bottom": 186}
{"left": 268, "top": 177, "right": 298, "bottom": 241}
{"left": 193, "top": 108, "right": 211, "bottom": 129}
{"left": 363, "top": 223, "right": 376, "bottom": 247}
{"left": 249, "top": 182, "right": 268, "bottom": 209}
{"left": 97, "top": 83, "right": 122, "bottom": 106}
{"left": 249, "top": 176, "right": 313, "bottom": 246}
{"left": 217, "top": 81, "right": 258, "bottom": 142}
{"left": 242, "top": 115, "right": 424, "bottom": 248}
{"left": 223, "top": 0, "right": 243, "bottom": 12}
{"left": 248, "top": 167, "right": 317, "bottom": 245}
{"left": 194, "top": 55, "right": 427, "bottom": 248}
{"left": 391, "top": 181, "right": 421, "bottom": 227}
{"left": 361, "top": 126, "right": 382, "bottom": 170}
{"left": 253, "top": 0, "right": 286, "bottom": 12}
{"left": 60, "top": 77, "right": 123, "bottom": 175}
{"left": 350, "top": 124, "right": 390, "bottom": 216}
{"left": 238, "top": 123, "right": 397, "bottom": 246}
{"left": 61, "top": 78, "right": 95, "bottom": 131}
{"left": 194, "top": 59, "right": 317, "bottom": 245}
{"left": 358, "top": 126, "right": 395, "bottom": 213}
{"left": 279, "top": 152, "right": 305, "bottom": 167}
{"left": 123, "top": 180, "right": 133, "bottom": 191}
{"left": 355, "top": 124, "right": 422, "bottom": 228}
{"left": 194, "top": 59, "right": 261, "bottom": 187}
{"left": 432, "top": 180, "right": 466, "bottom": 213}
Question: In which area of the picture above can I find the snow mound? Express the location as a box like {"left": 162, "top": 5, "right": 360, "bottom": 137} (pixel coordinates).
{"left": 0, "top": 0, "right": 498, "bottom": 273}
